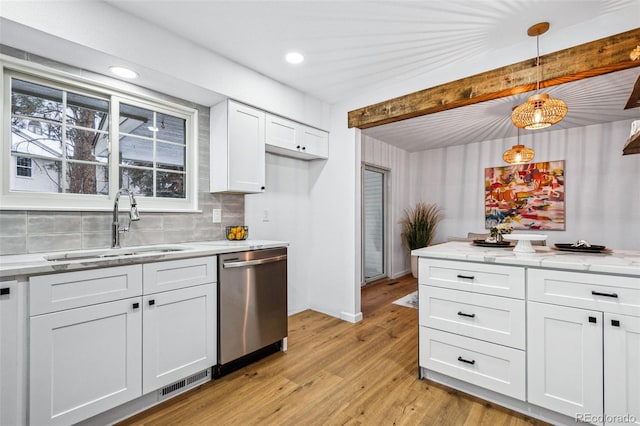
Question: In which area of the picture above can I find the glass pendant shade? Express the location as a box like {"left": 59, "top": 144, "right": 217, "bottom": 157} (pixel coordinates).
{"left": 511, "top": 93, "right": 568, "bottom": 129}
{"left": 503, "top": 144, "right": 535, "bottom": 164}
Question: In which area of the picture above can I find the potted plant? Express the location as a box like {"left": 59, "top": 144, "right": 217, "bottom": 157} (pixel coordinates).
{"left": 400, "top": 202, "right": 443, "bottom": 278}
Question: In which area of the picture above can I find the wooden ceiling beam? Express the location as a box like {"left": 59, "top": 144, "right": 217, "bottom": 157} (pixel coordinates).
{"left": 348, "top": 28, "right": 640, "bottom": 129}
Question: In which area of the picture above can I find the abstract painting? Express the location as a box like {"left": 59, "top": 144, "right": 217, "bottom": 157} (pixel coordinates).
{"left": 485, "top": 160, "right": 565, "bottom": 230}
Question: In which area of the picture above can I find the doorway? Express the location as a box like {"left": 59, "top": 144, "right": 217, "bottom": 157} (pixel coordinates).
{"left": 362, "top": 164, "right": 389, "bottom": 284}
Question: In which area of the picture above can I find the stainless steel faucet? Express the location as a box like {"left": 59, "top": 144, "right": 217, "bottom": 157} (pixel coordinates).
{"left": 112, "top": 188, "right": 140, "bottom": 249}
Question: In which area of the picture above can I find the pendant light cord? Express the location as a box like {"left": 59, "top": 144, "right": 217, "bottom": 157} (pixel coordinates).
{"left": 536, "top": 35, "right": 540, "bottom": 93}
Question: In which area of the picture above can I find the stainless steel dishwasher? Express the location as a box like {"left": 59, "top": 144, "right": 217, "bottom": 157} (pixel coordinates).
{"left": 215, "top": 247, "right": 287, "bottom": 376}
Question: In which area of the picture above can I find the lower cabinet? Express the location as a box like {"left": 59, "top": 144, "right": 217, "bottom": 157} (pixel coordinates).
{"left": 1, "top": 280, "right": 25, "bottom": 426}
{"left": 527, "top": 301, "right": 604, "bottom": 420}
{"left": 142, "top": 283, "right": 216, "bottom": 393}
{"left": 29, "top": 297, "right": 143, "bottom": 426}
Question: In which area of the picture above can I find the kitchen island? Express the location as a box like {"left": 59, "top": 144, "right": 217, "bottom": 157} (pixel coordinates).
{"left": 413, "top": 241, "right": 640, "bottom": 426}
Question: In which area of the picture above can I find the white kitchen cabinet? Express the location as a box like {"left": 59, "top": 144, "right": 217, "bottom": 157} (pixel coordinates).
{"left": 418, "top": 258, "right": 526, "bottom": 400}
{"left": 210, "top": 99, "right": 265, "bottom": 193}
{"left": 265, "top": 113, "right": 328, "bottom": 160}
{"left": 1, "top": 280, "right": 26, "bottom": 426}
{"left": 604, "top": 313, "right": 640, "bottom": 426}
{"left": 527, "top": 301, "right": 604, "bottom": 421}
{"left": 30, "top": 297, "right": 143, "bottom": 426}
{"left": 142, "top": 282, "right": 216, "bottom": 393}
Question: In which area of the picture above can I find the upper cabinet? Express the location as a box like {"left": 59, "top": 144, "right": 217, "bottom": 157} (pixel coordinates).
{"left": 266, "top": 114, "right": 329, "bottom": 160}
{"left": 210, "top": 100, "right": 266, "bottom": 193}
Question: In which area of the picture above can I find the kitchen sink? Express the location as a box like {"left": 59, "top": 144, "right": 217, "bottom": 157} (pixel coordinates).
{"left": 44, "top": 245, "right": 191, "bottom": 262}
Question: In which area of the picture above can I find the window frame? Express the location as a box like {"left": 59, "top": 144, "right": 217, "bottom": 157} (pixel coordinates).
{"left": 1, "top": 62, "right": 199, "bottom": 212}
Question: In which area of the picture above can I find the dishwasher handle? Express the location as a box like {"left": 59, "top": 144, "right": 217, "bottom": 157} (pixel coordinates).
{"left": 223, "top": 254, "right": 287, "bottom": 269}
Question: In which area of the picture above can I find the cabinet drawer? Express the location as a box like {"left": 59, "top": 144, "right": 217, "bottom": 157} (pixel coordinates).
{"left": 419, "top": 258, "right": 525, "bottom": 299}
{"left": 30, "top": 265, "right": 142, "bottom": 315}
{"left": 419, "top": 327, "right": 525, "bottom": 401}
{"left": 419, "top": 287, "right": 525, "bottom": 349}
{"left": 143, "top": 256, "right": 216, "bottom": 294}
{"left": 528, "top": 268, "right": 640, "bottom": 316}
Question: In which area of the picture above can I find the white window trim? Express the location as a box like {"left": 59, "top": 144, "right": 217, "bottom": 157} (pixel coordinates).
{"left": 1, "top": 60, "right": 199, "bottom": 212}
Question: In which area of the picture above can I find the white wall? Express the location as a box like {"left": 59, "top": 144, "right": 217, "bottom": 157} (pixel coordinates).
{"left": 362, "top": 135, "right": 411, "bottom": 279}
{"left": 244, "top": 154, "right": 311, "bottom": 315}
{"left": 410, "top": 120, "right": 640, "bottom": 250}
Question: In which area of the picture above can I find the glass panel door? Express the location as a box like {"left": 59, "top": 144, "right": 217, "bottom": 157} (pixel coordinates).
{"left": 362, "top": 166, "right": 387, "bottom": 283}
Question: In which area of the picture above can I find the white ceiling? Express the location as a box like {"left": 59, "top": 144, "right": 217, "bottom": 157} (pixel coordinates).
{"left": 104, "top": 0, "right": 640, "bottom": 151}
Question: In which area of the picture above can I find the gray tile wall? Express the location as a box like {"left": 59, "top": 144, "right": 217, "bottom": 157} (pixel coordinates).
{"left": 0, "top": 47, "right": 244, "bottom": 255}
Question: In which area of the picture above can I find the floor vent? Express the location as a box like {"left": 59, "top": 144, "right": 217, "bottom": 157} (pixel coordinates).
{"left": 158, "top": 368, "right": 211, "bottom": 400}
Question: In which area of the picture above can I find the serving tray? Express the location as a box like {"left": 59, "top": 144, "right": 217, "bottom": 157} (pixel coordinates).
{"left": 472, "top": 240, "right": 513, "bottom": 248}
{"left": 553, "top": 243, "right": 607, "bottom": 253}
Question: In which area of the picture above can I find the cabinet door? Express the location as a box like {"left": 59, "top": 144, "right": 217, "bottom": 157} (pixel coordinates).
{"left": 1, "top": 281, "right": 25, "bottom": 426}
{"left": 527, "top": 301, "right": 603, "bottom": 422}
{"left": 227, "top": 100, "right": 265, "bottom": 192}
{"left": 142, "top": 283, "right": 216, "bottom": 393}
{"left": 266, "top": 113, "right": 299, "bottom": 151}
{"left": 300, "top": 125, "right": 328, "bottom": 159}
{"left": 605, "top": 313, "right": 640, "bottom": 426}
{"left": 30, "top": 298, "right": 142, "bottom": 426}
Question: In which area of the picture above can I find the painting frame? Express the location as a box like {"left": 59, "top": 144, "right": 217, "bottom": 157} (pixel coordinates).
{"left": 484, "top": 160, "right": 565, "bottom": 231}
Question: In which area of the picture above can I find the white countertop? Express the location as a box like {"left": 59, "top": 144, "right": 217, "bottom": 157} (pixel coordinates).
{"left": 0, "top": 240, "right": 288, "bottom": 278}
{"left": 412, "top": 241, "right": 640, "bottom": 277}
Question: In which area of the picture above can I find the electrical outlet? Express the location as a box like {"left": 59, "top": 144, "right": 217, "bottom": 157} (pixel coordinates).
{"left": 262, "top": 209, "right": 270, "bottom": 222}
{"left": 212, "top": 209, "right": 222, "bottom": 223}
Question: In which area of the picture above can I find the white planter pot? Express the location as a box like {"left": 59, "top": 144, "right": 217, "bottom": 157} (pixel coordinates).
{"left": 411, "top": 255, "right": 418, "bottom": 278}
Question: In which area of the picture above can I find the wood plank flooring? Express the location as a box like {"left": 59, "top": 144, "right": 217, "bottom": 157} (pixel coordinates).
{"left": 118, "top": 275, "right": 546, "bottom": 426}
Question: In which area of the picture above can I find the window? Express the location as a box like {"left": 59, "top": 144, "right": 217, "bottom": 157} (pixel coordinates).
{"left": 2, "top": 68, "right": 198, "bottom": 211}
{"left": 16, "top": 157, "right": 32, "bottom": 177}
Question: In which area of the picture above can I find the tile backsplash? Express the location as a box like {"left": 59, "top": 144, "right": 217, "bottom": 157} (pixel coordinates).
{"left": 0, "top": 47, "right": 242, "bottom": 255}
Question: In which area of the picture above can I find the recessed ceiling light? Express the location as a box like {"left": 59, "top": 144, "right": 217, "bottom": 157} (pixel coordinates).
{"left": 285, "top": 52, "right": 304, "bottom": 65}
{"left": 109, "top": 66, "right": 139, "bottom": 79}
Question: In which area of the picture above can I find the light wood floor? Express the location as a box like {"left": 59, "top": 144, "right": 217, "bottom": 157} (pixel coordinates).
{"left": 119, "top": 275, "right": 545, "bottom": 425}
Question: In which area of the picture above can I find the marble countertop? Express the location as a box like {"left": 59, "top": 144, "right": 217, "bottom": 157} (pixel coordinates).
{"left": 412, "top": 241, "right": 640, "bottom": 277}
{"left": 0, "top": 240, "right": 288, "bottom": 278}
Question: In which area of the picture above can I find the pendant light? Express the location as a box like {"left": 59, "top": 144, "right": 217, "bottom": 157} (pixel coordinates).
{"left": 511, "top": 22, "right": 568, "bottom": 130}
{"left": 503, "top": 127, "right": 535, "bottom": 164}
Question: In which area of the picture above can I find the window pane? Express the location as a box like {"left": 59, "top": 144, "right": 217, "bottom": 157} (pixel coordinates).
{"left": 120, "top": 136, "right": 153, "bottom": 167}
{"left": 157, "top": 141, "right": 185, "bottom": 171}
{"left": 67, "top": 92, "right": 109, "bottom": 132}
{"left": 156, "top": 113, "right": 185, "bottom": 144}
{"left": 66, "top": 162, "right": 108, "bottom": 195}
{"left": 66, "top": 128, "right": 108, "bottom": 162}
{"left": 120, "top": 103, "right": 153, "bottom": 138}
{"left": 11, "top": 79, "right": 63, "bottom": 122}
{"left": 11, "top": 119, "right": 62, "bottom": 159}
{"left": 120, "top": 167, "right": 153, "bottom": 196}
{"left": 11, "top": 157, "right": 62, "bottom": 192}
{"left": 156, "top": 171, "right": 185, "bottom": 198}
{"left": 16, "top": 157, "right": 32, "bottom": 177}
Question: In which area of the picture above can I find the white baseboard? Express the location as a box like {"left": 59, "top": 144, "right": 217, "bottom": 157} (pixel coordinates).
{"left": 340, "top": 311, "right": 363, "bottom": 323}
{"left": 391, "top": 269, "right": 410, "bottom": 279}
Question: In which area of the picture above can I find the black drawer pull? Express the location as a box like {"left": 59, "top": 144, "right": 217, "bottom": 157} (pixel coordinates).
{"left": 592, "top": 291, "right": 618, "bottom": 298}
{"left": 296, "top": 145, "right": 301, "bottom": 149}
{"left": 0, "top": 288, "right": 10, "bottom": 296}
{"left": 611, "top": 319, "right": 620, "bottom": 327}
{"left": 132, "top": 302, "right": 139, "bottom": 309}
{"left": 149, "top": 299, "right": 155, "bottom": 306}
{"left": 457, "top": 311, "right": 476, "bottom": 318}
{"left": 456, "top": 274, "right": 475, "bottom": 280}
{"left": 457, "top": 356, "right": 475, "bottom": 365}
{"left": 588, "top": 316, "right": 597, "bottom": 323}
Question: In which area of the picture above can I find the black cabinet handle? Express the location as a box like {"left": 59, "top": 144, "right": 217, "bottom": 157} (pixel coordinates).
{"left": 0, "top": 288, "right": 10, "bottom": 296}
{"left": 261, "top": 186, "right": 265, "bottom": 190}
{"left": 149, "top": 299, "right": 155, "bottom": 306}
{"left": 302, "top": 146, "right": 306, "bottom": 150}
{"left": 588, "top": 316, "right": 597, "bottom": 323}
{"left": 132, "top": 302, "right": 139, "bottom": 309}
{"left": 457, "top": 311, "right": 476, "bottom": 318}
{"left": 592, "top": 291, "right": 618, "bottom": 298}
{"left": 457, "top": 274, "right": 475, "bottom": 280}
{"left": 296, "top": 145, "right": 301, "bottom": 149}
{"left": 611, "top": 319, "right": 620, "bottom": 327}
{"left": 457, "top": 356, "right": 475, "bottom": 365}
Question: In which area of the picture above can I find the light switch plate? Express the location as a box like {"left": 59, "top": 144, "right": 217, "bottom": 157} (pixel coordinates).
{"left": 212, "top": 209, "right": 222, "bottom": 223}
